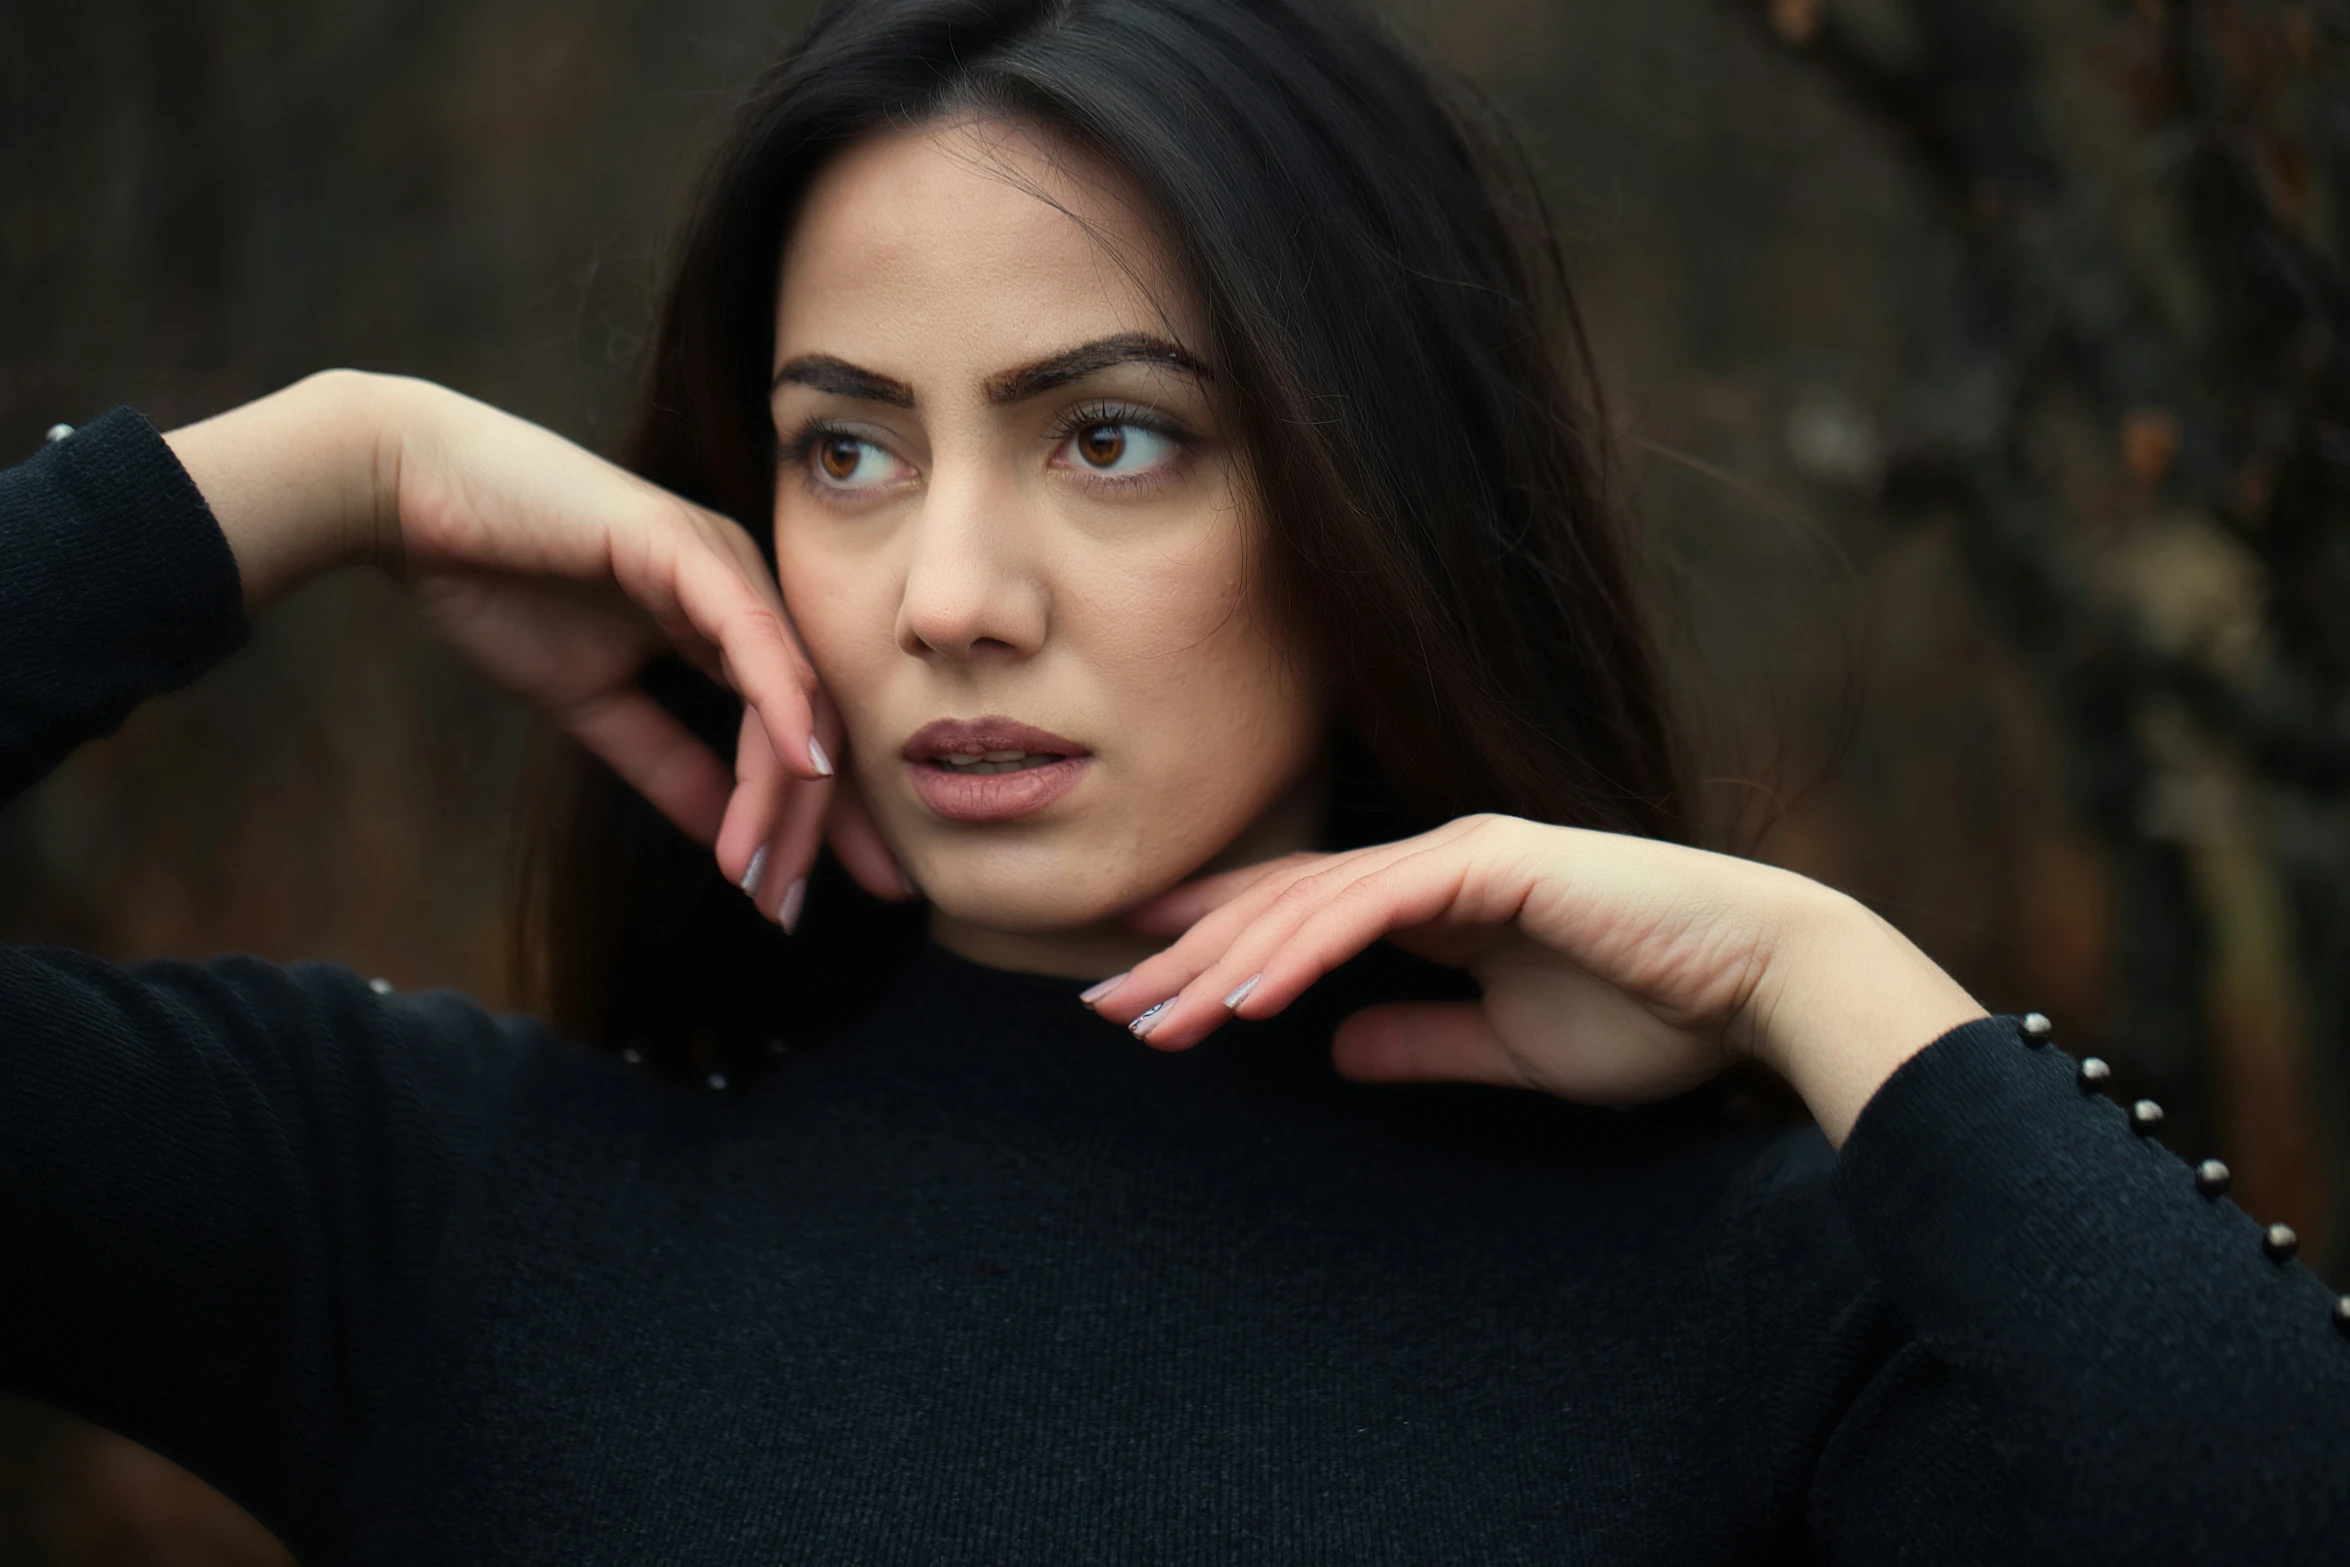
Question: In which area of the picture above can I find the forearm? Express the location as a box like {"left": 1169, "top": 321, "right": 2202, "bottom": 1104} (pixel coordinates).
{"left": 161, "top": 368, "right": 398, "bottom": 615}
{"left": 1754, "top": 885, "right": 1988, "bottom": 1148}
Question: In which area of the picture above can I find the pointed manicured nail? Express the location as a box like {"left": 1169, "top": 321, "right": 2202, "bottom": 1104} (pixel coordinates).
{"left": 808, "top": 736, "right": 834, "bottom": 777}
{"left": 1223, "top": 973, "right": 1261, "bottom": 1010}
{"left": 779, "top": 877, "right": 808, "bottom": 934}
{"left": 741, "top": 844, "right": 769, "bottom": 899}
{"left": 1128, "top": 1000, "right": 1169, "bottom": 1039}
{"left": 1079, "top": 971, "right": 1129, "bottom": 1006}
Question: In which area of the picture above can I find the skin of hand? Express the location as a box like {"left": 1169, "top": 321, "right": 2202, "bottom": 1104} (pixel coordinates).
{"left": 162, "top": 369, "right": 908, "bottom": 916}
{"left": 1085, "top": 815, "right": 1988, "bottom": 1148}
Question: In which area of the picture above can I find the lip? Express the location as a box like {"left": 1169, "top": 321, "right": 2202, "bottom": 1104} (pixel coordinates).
{"left": 901, "top": 715, "right": 1092, "bottom": 823}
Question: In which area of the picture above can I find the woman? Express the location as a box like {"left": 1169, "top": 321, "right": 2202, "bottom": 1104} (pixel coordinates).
{"left": 5, "top": 0, "right": 2344, "bottom": 1561}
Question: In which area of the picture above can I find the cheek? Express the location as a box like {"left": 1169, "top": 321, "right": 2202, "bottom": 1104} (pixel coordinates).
{"left": 772, "top": 527, "right": 890, "bottom": 713}
{"left": 1084, "top": 539, "right": 1320, "bottom": 776}
{"left": 1124, "top": 525, "right": 1290, "bottom": 679}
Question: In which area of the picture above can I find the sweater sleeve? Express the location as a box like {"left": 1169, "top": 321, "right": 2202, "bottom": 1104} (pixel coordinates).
{"left": 0, "top": 414, "right": 540, "bottom": 1556}
{"left": 1806, "top": 1015, "right": 2350, "bottom": 1563}
{"left": 0, "top": 409, "right": 250, "bottom": 793}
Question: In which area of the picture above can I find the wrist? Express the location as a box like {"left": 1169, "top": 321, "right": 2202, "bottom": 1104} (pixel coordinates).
{"left": 1749, "top": 884, "right": 1987, "bottom": 1148}
{"left": 163, "top": 368, "right": 401, "bottom": 614}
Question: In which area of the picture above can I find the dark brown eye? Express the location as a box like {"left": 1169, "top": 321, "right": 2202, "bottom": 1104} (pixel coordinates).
{"left": 818, "top": 436, "right": 864, "bottom": 481}
{"left": 1076, "top": 424, "right": 1127, "bottom": 468}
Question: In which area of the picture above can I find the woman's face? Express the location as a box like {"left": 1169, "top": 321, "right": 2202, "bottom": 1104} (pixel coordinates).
{"left": 770, "top": 118, "right": 1325, "bottom": 975}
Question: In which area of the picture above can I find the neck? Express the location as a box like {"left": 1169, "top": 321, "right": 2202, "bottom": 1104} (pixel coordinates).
{"left": 925, "top": 913, "right": 1167, "bottom": 980}
{"left": 926, "top": 763, "right": 1328, "bottom": 981}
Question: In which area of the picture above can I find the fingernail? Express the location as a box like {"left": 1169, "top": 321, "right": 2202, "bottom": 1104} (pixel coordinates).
{"left": 741, "top": 844, "right": 769, "bottom": 899}
{"left": 1223, "top": 973, "right": 1261, "bottom": 1010}
{"left": 1128, "top": 1000, "right": 1169, "bottom": 1039}
{"left": 1079, "top": 971, "right": 1129, "bottom": 1006}
{"left": 808, "top": 736, "right": 834, "bottom": 777}
{"left": 779, "top": 877, "right": 807, "bottom": 935}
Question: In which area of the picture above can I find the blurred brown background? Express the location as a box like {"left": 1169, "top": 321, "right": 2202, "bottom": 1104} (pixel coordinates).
{"left": 4, "top": 0, "right": 2346, "bottom": 1559}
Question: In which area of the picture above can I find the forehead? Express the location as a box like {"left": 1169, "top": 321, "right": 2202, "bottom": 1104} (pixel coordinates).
{"left": 773, "top": 117, "right": 1204, "bottom": 371}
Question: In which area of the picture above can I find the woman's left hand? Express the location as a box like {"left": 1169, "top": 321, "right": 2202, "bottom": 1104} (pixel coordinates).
{"left": 1086, "top": 814, "right": 1986, "bottom": 1146}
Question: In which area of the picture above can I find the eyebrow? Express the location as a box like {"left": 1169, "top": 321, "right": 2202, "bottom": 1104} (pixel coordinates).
{"left": 982, "top": 333, "right": 1213, "bottom": 404}
{"left": 770, "top": 356, "right": 914, "bottom": 407}
{"left": 769, "top": 332, "right": 1213, "bottom": 408}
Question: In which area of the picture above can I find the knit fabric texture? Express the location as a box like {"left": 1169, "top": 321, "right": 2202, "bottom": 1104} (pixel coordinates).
{"left": 3, "top": 413, "right": 2345, "bottom": 1565}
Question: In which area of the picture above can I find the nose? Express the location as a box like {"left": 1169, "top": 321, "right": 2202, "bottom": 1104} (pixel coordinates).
{"left": 895, "top": 468, "right": 1049, "bottom": 663}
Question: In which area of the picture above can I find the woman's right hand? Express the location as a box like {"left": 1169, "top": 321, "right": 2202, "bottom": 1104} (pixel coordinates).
{"left": 163, "top": 369, "right": 907, "bottom": 923}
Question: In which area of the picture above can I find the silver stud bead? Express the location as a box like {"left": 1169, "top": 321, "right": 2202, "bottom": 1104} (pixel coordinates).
{"left": 2078, "top": 1057, "right": 2111, "bottom": 1091}
{"left": 2194, "top": 1158, "right": 2231, "bottom": 1198}
{"left": 706, "top": 1071, "right": 728, "bottom": 1091}
{"left": 44, "top": 423, "right": 74, "bottom": 444}
{"left": 2334, "top": 1297, "right": 2350, "bottom": 1339}
{"left": 2129, "top": 1099, "right": 2164, "bottom": 1134}
{"left": 2263, "top": 1223, "right": 2299, "bottom": 1262}
{"left": 620, "top": 1048, "right": 643, "bottom": 1066}
{"left": 2019, "top": 1012, "right": 2054, "bottom": 1047}
{"left": 367, "top": 976, "right": 394, "bottom": 996}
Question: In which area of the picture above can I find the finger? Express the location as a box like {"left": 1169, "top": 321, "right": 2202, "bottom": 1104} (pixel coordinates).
{"left": 824, "top": 774, "right": 916, "bottom": 901}
{"left": 753, "top": 744, "right": 833, "bottom": 932}
{"left": 1089, "top": 851, "right": 1352, "bottom": 1022}
{"left": 716, "top": 707, "right": 787, "bottom": 893}
{"left": 1118, "top": 835, "right": 1495, "bottom": 1052}
{"left": 673, "top": 545, "right": 828, "bottom": 783}
{"left": 611, "top": 510, "right": 829, "bottom": 785}
{"left": 559, "top": 687, "right": 733, "bottom": 847}
{"left": 1330, "top": 1002, "right": 1523, "bottom": 1088}
{"left": 1124, "top": 852, "right": 1328, "bottom": 936}
{"left": 1095, "top": 820, "right": 1490, "bottom": 1035}
{"left": 1227, "top": 843, "right": 1510, "bottom": 1023}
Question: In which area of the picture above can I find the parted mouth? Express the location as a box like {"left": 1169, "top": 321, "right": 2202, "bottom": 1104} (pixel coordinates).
{"left": 933, "top": 752, "right": 1058, "bottom": 774}
{"left": 901, "top": 717, "right": 1089, "bottom": 775}
{"left": 900, "top": 716, "right": 1092, "bottom": 822}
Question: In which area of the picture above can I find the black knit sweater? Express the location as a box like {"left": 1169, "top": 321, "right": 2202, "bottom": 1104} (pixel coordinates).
{"left": 4, "top": 408, "right": 2346, "bottom": 1565}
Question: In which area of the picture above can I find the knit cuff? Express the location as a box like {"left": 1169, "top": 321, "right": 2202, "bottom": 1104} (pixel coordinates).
{"left": 0, "top": 408, "right": 249, "bottom": 797}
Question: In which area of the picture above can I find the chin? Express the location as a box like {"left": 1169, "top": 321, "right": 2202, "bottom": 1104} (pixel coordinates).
{"left": 911, "top": 842, "right": 1153, "bottom": 935}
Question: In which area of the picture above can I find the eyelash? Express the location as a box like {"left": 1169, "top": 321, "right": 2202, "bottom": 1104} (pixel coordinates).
{"left": 1047, "top": 401, "right": 1194, "bottom": 495}
{"left": 775, "top": 402, "right": 1196, "bottom": 504}
{"left": 777, "top": 420, "right": 893, "bottom": 507}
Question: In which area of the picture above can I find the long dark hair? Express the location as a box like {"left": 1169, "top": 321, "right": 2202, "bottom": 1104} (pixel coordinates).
{"left": 516, "top": 0, "right": 1690, "bottom": 1075}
